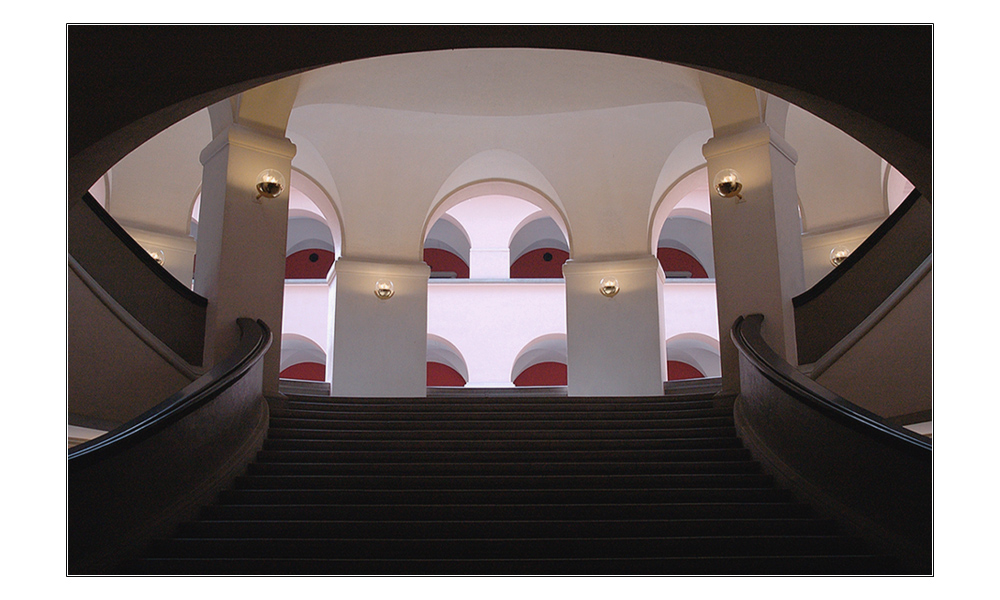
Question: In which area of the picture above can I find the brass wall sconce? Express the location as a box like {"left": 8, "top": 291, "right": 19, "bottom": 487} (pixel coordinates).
{"left": 255, "top": 169, "right": 286, "bottom": 202}
{"left": 148, "top": 250, "right": 165, "bottom": 265}
{"left": 830, "top": 245, "right": 851, "bottom": 267}
{"left": 713, "top": 168, "right": 743, "bottom": 201}
{"left": 374, "top": 279, "right": 395, "bottom": 300}
{"left": 599, "top": 277, "right": 619, "bottom": 298}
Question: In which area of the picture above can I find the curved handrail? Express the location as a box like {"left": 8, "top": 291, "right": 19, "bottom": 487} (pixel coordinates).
{"left": 794, "top": 189, "right": 924, "bottom": 306}
{"left": 792, "top": 189, "right": 930, "bottom": 365}
{"left": 76, "top": 192, "right": 206, "bottom": 305}
{"left": 732, "top": 314, "right": 930, "bottom": 456}
{"left": 69, "top": 193, "right": 207, "bottom": 365}
{"left": 69, "top": 318, "right": 271, "bottom": 469}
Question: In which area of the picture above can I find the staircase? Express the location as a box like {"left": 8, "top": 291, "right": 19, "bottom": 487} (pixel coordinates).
{"left": 126, "top": 391, "right": 897, "bottom": 574}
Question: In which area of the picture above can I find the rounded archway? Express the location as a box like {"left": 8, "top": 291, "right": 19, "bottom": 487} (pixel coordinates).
{"left": 424, "top": 214, "right": 471, "bottom": 279}
{"left": 426, "top": 335, "right": 469, "bottom": 387}
{"left": 665, "top": 332, "right": 721, "bottom": 380}
{"left": 279, "top": 333, "right": 327, "bottom": 382}
{"left": 509, "top": 214, "right": 570, "bottom": 279}
{"left": 511, "top": 334, "right": 568, "bottom": 387}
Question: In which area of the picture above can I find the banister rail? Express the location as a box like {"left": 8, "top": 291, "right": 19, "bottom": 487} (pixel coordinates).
{"left": 793, "top": 189, "right": 931, "bottom": 365}
{"left": 69, "top": 318, "right": 272, "bottom": 574}
{"left": 69, "top": 318, "right": 270, "bottom": 468}
{"left": 68, "top": 193, "right": 207, "bottom": 365}
{"left": 733, "top": 314, "right": 931, "bottom": 455}
{"left": 730, "top": 313, "right": 931, "bottom": 573}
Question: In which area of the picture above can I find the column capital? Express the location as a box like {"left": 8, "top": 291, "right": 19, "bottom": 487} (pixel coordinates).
{"left": 333, "top": 257, "right": 431, "bottom": 280}
{"left": 703, "top": 123, "right": 797, "bottom": 165}
{"left": 200, "top": 123, "right": 297, "bottom": 166}
{"left": 562, "top": 254, "right": 660, "bottom": 277}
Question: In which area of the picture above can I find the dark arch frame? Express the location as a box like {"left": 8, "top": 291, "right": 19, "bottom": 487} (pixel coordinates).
{"left": 68, "top": 25, "right": 931, "bottom": 205}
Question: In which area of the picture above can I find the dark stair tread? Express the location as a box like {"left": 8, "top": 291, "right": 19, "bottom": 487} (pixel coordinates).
{"left": 252, "top": 449, "right": 754, "bottom": 465}
{"left": 265, "top": 426, "right": 739, "bottom": 441}
{"left": 215, "top": 489, "right": 799, "bottom": 506}
{"left": 245, "top": 460, "right": 761, "bottom": 476}
{"left": 232, "top": 472, "right": 774, "bottom": 489}
{"left": 268, "top": 407, "right": 730, "bottom": 421}
{"left": 121, "top": 390, "right": 895, "bottom": 575}
{"left": 199, "top": 503, "right": 815, "bottom": 523}
{"left": 267, "top": 417, "right": 735, "bottom": 431}
{"left": 123, "top": 554, "right": 897, "bottom": 575}
{"left": 261, "top": 437, "right": 743, "bottom": 451}
{"left": 145, "top": 534, "right": 870, "bottom": 561}
{"left": 177, "top": 517, "right": 841, "bottom": 537}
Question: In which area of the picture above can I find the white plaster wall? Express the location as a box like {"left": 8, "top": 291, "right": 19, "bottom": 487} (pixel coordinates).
{"left": 124, "top": 226, "right": 197, "bottom": 288}
{"left": 564, "top": 256, "right": 666, "bottom": 396}
{"left": 106, "top": 109, "right": 211, "bottom": 235}
{"left": 816, "top": 269, "right": 932, "bottom": 419}
{"left": 660, "top": 280, "right": 720, "bottom": 373}
{"left": 281, "top": 280, "right": 331, "bottom": 354}
{"left": 799, "top": 219, "right": 882, "bottom": 289}
{"left": 785, "top": 104, "right": 885, "bottom": 232}
{"left": 331, "top": 259, "right": 430, "bottom": 397}
{"left": 282, "top": 275, "right": 722, "bottom": 388}
{"left": 427, "top": 280, "right": 566, "bottom": 387}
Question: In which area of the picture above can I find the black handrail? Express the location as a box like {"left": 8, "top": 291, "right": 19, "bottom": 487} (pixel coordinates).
{"left": 69, "top": 318, "right": 271, "bottom": 470}
{"left": 732, "top": 314, "right": 930, "bottom": 456}
{"left": 791, "top": 188, "right": 931, "bottom": 366}
{"left": 69, "top": 192, "right": 207, "bottom": 365}
{"left": 75, "top": 192, "right": 207, "bottom": 306}
{"left": 794, "top": 188, "right": 925, "bottom": 307}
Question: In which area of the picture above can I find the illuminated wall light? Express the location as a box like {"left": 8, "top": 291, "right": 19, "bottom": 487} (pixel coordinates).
{"left": 830, "top": 245, "right": 851, "bottom": 267}
{"left": 148, "top": 250, "right": 165, "bottom": 265}
{"left": 599, "top": 277, "right": 619, "bottom": 298}
{"left": 713, "top": 168, "right": 743, "bottom": 202}
{"left": 374, "top": 279, "right": 395, "bottom": 300}
{"left": 255, "top": 169, "right": 286, "bottom": 203}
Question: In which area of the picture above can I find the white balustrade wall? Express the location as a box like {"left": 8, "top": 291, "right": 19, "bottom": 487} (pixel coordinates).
{"left": 281, "top": 277, "right": 720, "bottom": 387}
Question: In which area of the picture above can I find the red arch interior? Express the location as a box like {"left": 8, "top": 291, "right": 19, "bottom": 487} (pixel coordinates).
{"left": 280, "top": 362, "right": 326, "bottom": 381}
{"left": 514, "top": 361, "right": 567, "bottom": 386}
{"left": 286, "top": 249, "right": 336, "bottom": 279}
{"left": 510, "top": 248, "right": 568, "bottom": 279}
{"left": 427, "top": 361, "right": 466, "bottom": 386}
{"left": 667, "top": 360, "right": 704, "bottom": 380}
{"left": 657, "top": 247, "right": 707, "bottom": 278}
{"left": 424, "top": 248, "right": 470, "bottom": 279}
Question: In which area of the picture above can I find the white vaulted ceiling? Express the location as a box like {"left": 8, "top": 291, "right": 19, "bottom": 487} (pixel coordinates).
{"left": 99, "top": 47, "right": 899, "bottom": 274}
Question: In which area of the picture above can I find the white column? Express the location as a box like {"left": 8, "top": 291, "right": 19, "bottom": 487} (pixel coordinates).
{"left": 563, "top": 255, "right": 666, "bottom": 397}
{"left": 468, "top": 247, "right": 511, "bottom": 279}
{"left": 703, "top": 123, "right": 804, "bottom": 394}
{"left": 444, "top": 195, "right": 541, "bottom": 280}
{"left": 195, "top": 124, "right": 296, "bottom": 397}
{"left": 330, "top": 258, "right": 431, "bottom": 397}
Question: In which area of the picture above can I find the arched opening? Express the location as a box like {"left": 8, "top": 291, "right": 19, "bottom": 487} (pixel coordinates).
{"left": 426, "top": 335, "right": 469, "bottom": 387}
{"left": 424, "top": 214, "right": 471, "bottom": 279}
{"left": 511, "top": 334, "right": 568, "bottom": 387}
{"left": 425, "top": 184, "right": 570, "bottom": 388}
{"left": 653, "top": 179, "right": 714, "bottom": 279}
{"left": 665, "top": 333, "right": 721, "bottom": 380}
{"left": 509, "top": 214, "right": 570, "bottom": 279}
{"left": 279, "top": 334, "right": 327, "bottom": 382}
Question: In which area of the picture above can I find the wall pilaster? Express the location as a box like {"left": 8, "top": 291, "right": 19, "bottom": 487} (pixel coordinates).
{"left": 195, "top": 124, "right": 296, "bottom": 396}
{"left": 563, "top": 255, "right": 666, "bottom": 396}
{"left": 702, "top": 123, "right": 804, "bottom": 394}
{"left": 330, "top": 258, "right": 431, "bottom": 397}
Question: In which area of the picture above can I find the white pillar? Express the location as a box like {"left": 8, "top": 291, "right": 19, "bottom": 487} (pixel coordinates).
{"left": 330, "top": 258, "right": 431, "bottom": 397}
{"left": 563, "top": 255, "right": 666, "bottom": 397}
{"left": 195, "top": 124, "right": 296, "bottom": 397}
{"left": 703, "top": 123, "right": 805, "bottom": 394}
{"left": 444, "top": 195, "right": 541, "bottom": 280}
{"left": 469, "top": 247, "right": 511, "bottom": 279}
